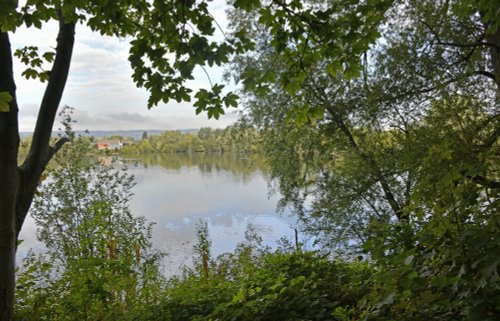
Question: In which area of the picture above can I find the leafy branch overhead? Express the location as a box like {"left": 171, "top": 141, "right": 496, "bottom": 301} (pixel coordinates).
{"left": 230, "top": 0, "right": 392, "bottom": 94}
{"left": 2, "top": 0, "right": 398, "bottom": 119}
{"left": 14, "top": 46, "right": 54, "bottom": 82}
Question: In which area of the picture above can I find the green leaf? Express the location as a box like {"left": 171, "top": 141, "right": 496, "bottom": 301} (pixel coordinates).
{"left": 42, "top": 51, "right": 55, "bottom": 63}
{"left": 326, "top": 61, "right": 342, "bottom": 77}
{"left": 224, "top": 92, "right": 239, "bottom": 108}
{"left": 0, "top": 91, "right": 12, "bottom": 112}
{"left": 234, "top": 0, "right": 260, "bottom": 12}
{"left": 404, "top": 254, "right": 414, "bottom": 266}
{"left": 377, "top": 292, "right": 396, "bottom": 307}
{"left": 431, "top": 276, "right": 449, "bottom": 289}
{"left": 344, "top": 63, "right": 361, "bottom": 80}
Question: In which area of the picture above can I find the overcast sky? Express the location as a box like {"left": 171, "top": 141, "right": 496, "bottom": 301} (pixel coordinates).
{"left": 11, "top": 1, "right": 240, "bottom": 132}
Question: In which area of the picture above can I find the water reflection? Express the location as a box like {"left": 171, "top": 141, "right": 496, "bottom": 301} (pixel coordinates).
{"left": 123, "top": 152, "right": 268, "bottom": 182}
{"left": 19, "top": 153, "right": 297, "bottom": 274}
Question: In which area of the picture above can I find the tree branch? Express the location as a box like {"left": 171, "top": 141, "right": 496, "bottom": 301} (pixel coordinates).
{"left": 305, "top": 77, "right": 405, "bottom": 219}
{"left": 476, "top": 70, "right": 496, "bottom": 81}
{"left": 16, "top": 14, "right": 75, "bottom": 235}
{"left": 47, "top": 137, "right": 70, "bottom": 161}
{"left": 486, "top": 24, "right": 500, "bottom": 91}
{"left": 469, "top": 175, "right": 500, "bottom": 189}
{"left": 481, "top": 124, "right": 500, "bottom": 149}
{"left": 334, "top": 116, "right": 404, "bottom": 219}
{"left": 420, "top": 19, "right": 498, "bottom": 49}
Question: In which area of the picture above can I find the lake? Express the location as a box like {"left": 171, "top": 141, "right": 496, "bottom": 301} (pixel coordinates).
{"left": 18, "top": 153, "right": 300, "bottom": 275}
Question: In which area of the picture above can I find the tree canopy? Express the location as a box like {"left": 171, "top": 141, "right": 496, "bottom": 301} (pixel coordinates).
{"left": 226, "top": 0, "right": 500, "bottom": 319}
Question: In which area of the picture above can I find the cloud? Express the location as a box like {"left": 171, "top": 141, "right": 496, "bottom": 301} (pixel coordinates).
{"left": 106, "top": 112, "right": 153, "bottom": 123}
{"left": 68, "top": 109, "right": 162, "bottom": 131}
{"left": 57, "top": 106, "right": 239, "bottom": 131}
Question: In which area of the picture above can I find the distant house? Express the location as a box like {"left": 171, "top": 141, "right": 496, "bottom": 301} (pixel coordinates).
{"left": 97, "top": 139, "right": 123, "bottom": 150}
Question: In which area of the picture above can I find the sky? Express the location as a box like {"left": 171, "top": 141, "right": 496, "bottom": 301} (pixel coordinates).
{"left": 11, "top": 1, "right": 240, "bottom": 132}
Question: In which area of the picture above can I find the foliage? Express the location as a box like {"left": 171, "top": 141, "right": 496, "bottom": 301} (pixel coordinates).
{"left": 160, "top": 224, "right": 374, "bottom": 321}
{"left": 14, "top": 109, "right": 164, "bottom": 320}
{"left": 360, "top": 96, "right": 500, "bottom": 320}
{"left": 119, "top": 125, "right": 261, "bottom": 154}
{"left": 0, "top": 0, "right": 425, "bottom": 319}
{"left": 227, "top": 0, "right": 500, "bottom": 320}
{"left": 209, "top": 252, "right": 372, "bottom": 321}
{"left": 226, "top": 0, "right": 392, "bottom": 97}
{"left": 2, "top": 0, "right": 397, "bottom": 118}
{"left": 193, "top": 220, "right": 211, "bottom": 281}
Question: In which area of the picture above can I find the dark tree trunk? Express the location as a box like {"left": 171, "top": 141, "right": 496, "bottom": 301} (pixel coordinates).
{"left": 0, "top": 15, "right": 75, "bottom": 320}
{"left": 0, "top": 31, "right": 19, "bottom": 321}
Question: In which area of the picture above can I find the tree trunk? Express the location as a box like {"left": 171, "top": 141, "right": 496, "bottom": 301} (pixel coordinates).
{"left": 0, "top": 150, "right": 18, "bottom": 321}
{"left": 0, "top": 164, "right": 17, "bottom": 321}
{"left": 0, "top": 31, "right": 20, "bottom": 321}
{"left": 0, "top": 15, "right": 74, "bottom": 320}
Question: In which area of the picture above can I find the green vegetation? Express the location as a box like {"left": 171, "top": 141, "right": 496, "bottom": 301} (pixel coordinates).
{"left": 160, "top": 236, "right": 374, "bottom": 321}
{"left": 19, "top": 125, "right": 261, "bottom": 157}
{"left": 17, "top": 220, "right": 374, "bottom": 321}
{"left": 14, "top": 114, "right": 373, "bottom": 320}
{"left": 119, "top": 125, "right": 261, "bottom": 154}
{"left": 14, "top": 101, "right": 500, "bottom": 320}
{"left": 15, "top": 111, "right": 164, "bottom": 320}
{"left": 227, "top": 0, "right": 500, "bottom": 320}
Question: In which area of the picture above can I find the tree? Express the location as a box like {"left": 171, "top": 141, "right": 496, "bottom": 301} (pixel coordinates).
{"left": 226, "top": 0, "right": 500, "bottom": 319}
{"left": 15, "top": 108, "right": 164, "bottom": 320}
{"left": 227, "top": 0, "right": 500, "bottom": 243}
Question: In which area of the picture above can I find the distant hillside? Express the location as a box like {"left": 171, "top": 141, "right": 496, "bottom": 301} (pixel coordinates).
{"left": 20, "top": 129, "right": 200, "bottom": 140}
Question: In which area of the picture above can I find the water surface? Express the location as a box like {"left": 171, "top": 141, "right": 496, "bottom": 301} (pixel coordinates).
{"left": 19, "top": 153, "right": 298, "bottom": 274}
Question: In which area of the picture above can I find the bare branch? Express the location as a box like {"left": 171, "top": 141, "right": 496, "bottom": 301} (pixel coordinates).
{"left": 476, "top": 70, "right": 496, "bottom": 81}
{"left": 47, "top": 137, "right": 70, "bottom": 163}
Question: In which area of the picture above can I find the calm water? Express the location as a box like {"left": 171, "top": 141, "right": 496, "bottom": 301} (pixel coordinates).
{"left": 18, "top": 153, "right": 299, "bottom": 274}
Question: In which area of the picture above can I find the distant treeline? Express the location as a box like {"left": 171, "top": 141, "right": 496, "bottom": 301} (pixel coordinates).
{"left": 119, "top": 125, "right": 260, "bottom": 154}
{"left": 19, "top": 125, "right": 262, "bottom": 157}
